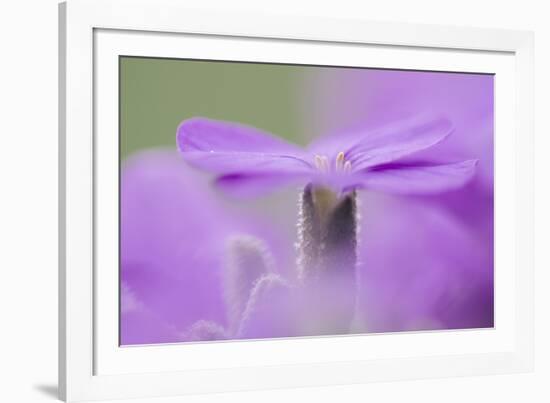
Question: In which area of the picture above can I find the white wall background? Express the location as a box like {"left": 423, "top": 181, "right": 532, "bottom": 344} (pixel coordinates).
{"left": 0, "top": 0, "right": 547, "bottom": 402}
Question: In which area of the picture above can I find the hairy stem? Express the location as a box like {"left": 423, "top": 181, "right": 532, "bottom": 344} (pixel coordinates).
{"left": 296, "top": 185, "right": 359, "bottom": 333}
{"left": 297, "top": 185, "right": 358, "bottom": 279}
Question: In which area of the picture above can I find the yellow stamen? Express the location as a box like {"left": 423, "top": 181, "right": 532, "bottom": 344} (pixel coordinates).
{"left": 314, "top": 152, "right": 351, "bottom": 173}
{"left": 335, "top": 151, "right": 345, "bottom": 171}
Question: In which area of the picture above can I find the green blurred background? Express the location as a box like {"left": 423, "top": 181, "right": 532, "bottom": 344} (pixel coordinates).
{"left": 120, "top": 56, "right": 318, "bottom": 160}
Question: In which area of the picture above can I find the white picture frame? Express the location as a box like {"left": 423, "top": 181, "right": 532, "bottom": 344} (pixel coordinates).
{"left": 59, "top": 0, "right": 534, "bottom": 401}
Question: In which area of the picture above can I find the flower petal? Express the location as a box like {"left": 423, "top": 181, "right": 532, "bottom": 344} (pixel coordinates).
{"left": 356, "top": 160, "right": 478, "bottom": 194}
{"left": 309, "top": 115, "right": 453, "bottom": 170}
{"left": 177, "top": 117, "right": 311, "bottom": 174}
{"left": 348, "top": 115, "right": 453, "bottom": 170}
{"left": 182, "top": 151, "right": 313, "bottom": 175}
{"left": 216, "top": 171, "right": 311, "bottom": 197}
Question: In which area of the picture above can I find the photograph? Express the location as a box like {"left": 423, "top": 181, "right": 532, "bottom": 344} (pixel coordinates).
{"left": 0, "top": 0, "right": 543, "bottom": 401}
{"left": 119, "top": 57, "right": 494, "bottom": 345}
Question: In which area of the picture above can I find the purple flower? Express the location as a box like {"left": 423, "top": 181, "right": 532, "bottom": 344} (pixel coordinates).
{"left": 176, "top": 115, "right": 477, "bottom": 198}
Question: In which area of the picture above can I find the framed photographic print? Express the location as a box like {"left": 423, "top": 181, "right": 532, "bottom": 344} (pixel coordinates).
{"left": 59, "top": 0, "right": 534, "bottom": 401}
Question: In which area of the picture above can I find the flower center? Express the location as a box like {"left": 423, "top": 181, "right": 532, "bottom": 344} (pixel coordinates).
{"left": 314, "top": 151, "right": 352, "bottom": 173}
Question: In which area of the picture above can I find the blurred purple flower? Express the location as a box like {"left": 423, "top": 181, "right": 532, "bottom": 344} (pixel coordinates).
{"left": 176, "top": 115, "right": 477, "bottom": 197}
{"left": 120, "top": 150, "right": 292, "bottom": 345}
